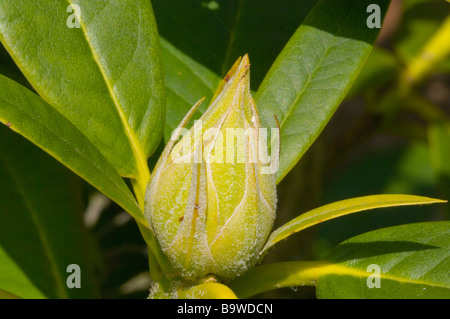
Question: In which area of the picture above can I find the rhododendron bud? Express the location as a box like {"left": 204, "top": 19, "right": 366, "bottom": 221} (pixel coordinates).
{"left": 145, "top": 55, "right": 278, "bottom": 280}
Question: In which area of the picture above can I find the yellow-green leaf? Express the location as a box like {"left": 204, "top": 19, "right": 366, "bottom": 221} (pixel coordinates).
{"left": 261, "top": 194, "right": 446, "bottom": 256}
{"left": 255, "top": 0, "right": 391, "bottom": 184}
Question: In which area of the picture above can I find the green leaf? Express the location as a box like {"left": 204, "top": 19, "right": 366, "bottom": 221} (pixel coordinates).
{"left": 261, "top": 194, "right": 446, "bottom": 256}
{"left": 0, "top": 125, "right": 100, "bottom": 299}
{"left": 152, "top": 0, "right": 318, "bottom": 88}
{"left": 154, "top": 1, "right": 318, "bottom": 144}
{"left": 314, "top": 142, "right": 441, "bottom": 259}
{"left": 316, "top": 221, "right": 450, "bottom": 298}
{"left": 159, "top": 38, "right": 221, "bottom": 142}
{"left": 255, "top": 0, "right": 390, "bottom": 184}
{"left": 0, "top": 0, "right": 164, "bottom": 181}
{"left": 0, "top": 43, "right": 32, "bottom": 90}
{"left": 232, "top": 221, "right": 450, "bottom": 298}
{"left": 0, "top": 74, "right": 144, "bottom": 227}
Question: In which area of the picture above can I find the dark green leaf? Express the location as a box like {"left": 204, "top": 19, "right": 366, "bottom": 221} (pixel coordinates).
{"left": 160, "top": 38, "right": 221, "bottom": 142}
{"left": 255, "top": 0, "right": 390, "bottom": 183}
{"left": 153, "top": 0, "right": 318, "bottom": 88}
{"left": 0, "top": 125, "right": 99, "bottom": 298}
{"left": 0, "top": 74, "right": 144, "bottom": 226}
{"left": 261, "top": 194, "right": 445, "bottom": 257}
{"left": 0, "top": 43, "right": 32, "bottom": 90}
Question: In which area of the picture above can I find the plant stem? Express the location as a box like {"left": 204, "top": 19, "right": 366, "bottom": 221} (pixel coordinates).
{"left": 131, "top": 171, "right": 173, "bottom": 284}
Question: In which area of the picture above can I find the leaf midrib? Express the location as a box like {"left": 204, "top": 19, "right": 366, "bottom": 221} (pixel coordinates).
{"left": 274, "top": 4, "right": 351, "bottom": 132}
{"left": 332, "top": 229, "right": 450, "bottom": 289}
{"left": 66, "top": 0, "right": 149, "bottom": 181}
{"left": 386, "top": 229, "right": 450, "bottom": 281}
{"left": 324, "top": 263, "right": 450, "bottom": 289}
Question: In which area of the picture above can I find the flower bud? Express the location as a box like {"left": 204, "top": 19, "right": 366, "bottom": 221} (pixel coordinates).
{"left": 145, "top": 55, "right": 277, "bottom": 280}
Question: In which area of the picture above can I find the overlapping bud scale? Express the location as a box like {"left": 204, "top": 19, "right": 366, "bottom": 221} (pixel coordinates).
{"left": 145, "top": 55, "right": 277, "bottom": 280}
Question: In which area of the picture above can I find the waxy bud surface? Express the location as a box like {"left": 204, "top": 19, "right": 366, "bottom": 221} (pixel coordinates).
{"left": 145, "top": 55, "right": 277, "bottom": 280}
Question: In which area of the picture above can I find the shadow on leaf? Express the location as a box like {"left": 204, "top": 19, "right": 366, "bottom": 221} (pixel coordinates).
{"left": 327, "top": 240, "right": 440, "bottom": 262}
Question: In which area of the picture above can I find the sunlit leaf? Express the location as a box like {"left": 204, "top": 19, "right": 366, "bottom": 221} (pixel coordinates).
{"left": 261, "top": 194, "right": 446, "bottom": 256}
{"left": 153, "top": 0, "right": 318, "bottom": 88}
{"left": 317, "top": 221, "right": 450, "bottom": 298}
{"left": 0, "top": 74, "right": 144, "bottom": 226}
